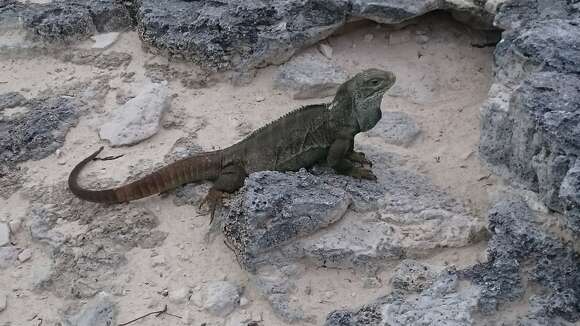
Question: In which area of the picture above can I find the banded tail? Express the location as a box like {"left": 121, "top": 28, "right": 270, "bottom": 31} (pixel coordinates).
{"left": 68, "top": 147, "right": 223, "bottom": 203}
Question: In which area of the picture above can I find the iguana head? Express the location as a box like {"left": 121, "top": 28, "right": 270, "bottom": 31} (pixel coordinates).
{"left": 332, "top": 68, "right": 396, "bottom": 132}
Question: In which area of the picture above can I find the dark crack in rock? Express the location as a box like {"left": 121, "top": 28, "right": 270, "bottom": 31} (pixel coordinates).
{"left": 325, "top": 272, "right": 481, "bottom": 326}
{"left": 462, "top": 200, "right": 580, "bottom": 322}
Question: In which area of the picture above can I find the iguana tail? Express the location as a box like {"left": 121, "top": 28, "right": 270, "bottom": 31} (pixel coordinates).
{"left": 68, "top": 147, "right": 223, "bottom": 203}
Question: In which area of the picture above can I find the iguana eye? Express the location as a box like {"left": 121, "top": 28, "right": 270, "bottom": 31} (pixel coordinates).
{"left": 370, "top": 79, "right": 381, "bottom": 85}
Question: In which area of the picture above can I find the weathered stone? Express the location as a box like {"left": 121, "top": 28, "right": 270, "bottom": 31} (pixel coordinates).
{"left": 135, "top": 0, "right": 494, "bottom": 71}
{"left": 99, "top": 80, "right": 169, "bottom": 147}
{"left": 191, "top": 281, "right": 241, "bottom": 317}
{"left": 0, "top": 223, "right": 9, "bottom": 247}
{"left": 0, "top": 246, "right": 18, "bottom": 269}
{"left": 325, "top": 272, "right": 480, "bottom": 326}
{"left": 224, "top": 170, "right": 351, "bottom": 270}
{"left": 17, "top": 248, "right": 32, "bottom": 262}
{"left": 169, "top": 287, "right": 190, "bottom": 304}
{"left": 273, "top": 51, "right": 348, "bottom": 99}
{"left": 91, "top": 31, "right": 120, "bottom": 49}
{"left": 479, "top": 0, "right": 580, "bottom": 235}
{"left": 0, "top": 92, "right": 27, "bottom": 110}
{"left": 0, "top": 96, "right": 79, "bottom": 164}
{"left": 62, "top": 292, "right": 117, "bottom": 326}
{"left": 367, "top": 111, "right": 421, "bottom": 147}
{"left": 462, "top": 200, "right": 580, "bottom": 322}
{"left": 390, "top": 259, "right": 437, "bottom": 292}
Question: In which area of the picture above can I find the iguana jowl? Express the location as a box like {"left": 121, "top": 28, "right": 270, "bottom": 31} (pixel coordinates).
{"left": 69, "top": 69, "right": 396, "bottom": 217}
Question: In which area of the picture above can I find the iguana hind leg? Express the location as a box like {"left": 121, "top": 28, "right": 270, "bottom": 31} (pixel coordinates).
{"left": 199, "top": 164, "right": 246, "bottom": 223}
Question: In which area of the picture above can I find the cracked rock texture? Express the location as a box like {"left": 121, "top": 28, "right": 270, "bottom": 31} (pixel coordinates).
{"left": 462, "top": 200, "right": 580, "bottom": 323}
{"left": 223, "top": 164, "right": 485, "bottom": 321}
{"left": 325, "top": 272, "right": 481, "bottom": 326}
{"left": 479, "top": 0, "right": 580, "bottom": 234}
{"left": 0, "top": 95, "right": 79, "bottom": 165}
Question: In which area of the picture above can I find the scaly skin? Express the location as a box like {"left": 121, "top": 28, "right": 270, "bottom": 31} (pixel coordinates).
{"left": 69, "top": 69, "right": 396, "bottom": 218}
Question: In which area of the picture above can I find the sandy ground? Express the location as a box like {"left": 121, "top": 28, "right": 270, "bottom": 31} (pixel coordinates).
{"left": 0, "top": 13, "right": 498, "bottom": 326}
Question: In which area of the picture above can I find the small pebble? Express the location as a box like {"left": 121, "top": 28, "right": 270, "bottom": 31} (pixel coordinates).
{"left": 17, "top": 249, "right": 32, "bottom": 262}
{"left": 318, "top": 43, "right": 333, "bottom": 59}
{"left": 255, "top": 96, "right": 265, "bottom": 102}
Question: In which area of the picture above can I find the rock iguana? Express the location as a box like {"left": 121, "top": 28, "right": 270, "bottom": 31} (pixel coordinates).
{"left": 68, "top": 69, "right": 396, "bottom": 218}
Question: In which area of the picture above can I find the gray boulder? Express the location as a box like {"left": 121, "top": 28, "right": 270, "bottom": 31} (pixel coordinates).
{"left": 273, "top": 51, "right": 348, "bottom": 99}
{"left": 0, "top": 96, "right": 79, "bottom": 165}
{"left": 62, "top": 292, "right": 117, "bottom": 326}
{"left": 479, "top": 0, "right": 580, "bottom": 234}
{"left": 367, "top": 111, "right": 421, "bottom": 147}
{"left": 325, "top": 272, "right": 481, "bottom": 326}
{"left": 462, "top": 200, "right": 580, "bottom": 322}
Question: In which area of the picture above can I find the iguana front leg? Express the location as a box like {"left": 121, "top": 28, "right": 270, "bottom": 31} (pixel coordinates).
{"left": 199, "top": 164, "right": 247, "bottom": 223}
{"left": 327, "top": 136, "right": 377, "bottom": 180}
{"left": 348, "top": 151, "right": 372, "bottom": 166}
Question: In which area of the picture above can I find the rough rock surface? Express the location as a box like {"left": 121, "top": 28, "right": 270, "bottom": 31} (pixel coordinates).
{"left": 0, "top": 0, "right": 131, "bottom": 43}
{"left": 462, "top": 200, "right": 580, "bottom": 322}
{"left": 390, "top": 259, "right": 438, "bottom": 292}
{"left": 191, "top": 281, "right": 241, "bottom": 317}
{"left": 367, "top": 111, "right": 421, "bottom": 147}
{"left": 99, "top": 80, "right": 169, "bottom": 147}
{"left": 135, "top": 0, "right": 494, "bottom": 70}
{"left": 225, "top": 168, "right": 484, "bottom": 272}
{"left": 325, "top": 272, "right": 480, "bottom": 326}
{"left": 0, "top": 91, "right": 27, "bottom": 110}
{"left": 0, "top": 96, "right": 79, "bottom": 164}
{"left": 479, "top": 0, "right": 580, "bottom": 234}
{"left": 0, "top": 246, "right": 18, "bottom": 269}
{"left": 273, "top": 51, "right": 348, "bottom": 99}
{"left": 223, "top": 163, "right": 485, "bottom": 321}
{"left": 62, "top": 292, "right": 117, "bottom": 326}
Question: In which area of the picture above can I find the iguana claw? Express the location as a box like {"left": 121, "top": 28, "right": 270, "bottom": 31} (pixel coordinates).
{"left": 199, "top": 188, "right": 224, "bottom": 224}
{"left": 348, "top": 167, "right": 377, "bottom": 181}
{"left": 349, "top": 151, "right": 372, "bottom": 167}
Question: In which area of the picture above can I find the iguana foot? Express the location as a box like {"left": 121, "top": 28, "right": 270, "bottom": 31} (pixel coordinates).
{"left": 348, "top": 151, "right": 372, "bottom": 167}
{"left": 199, "top": 188, "right": 224, "bottom": 224}
{"left": 348, "top": 167, "right": 377, "bottom": 181}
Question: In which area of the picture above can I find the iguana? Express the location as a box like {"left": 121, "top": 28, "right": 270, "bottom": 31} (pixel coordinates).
{"left": 69, "top": 69, "right": 396, "bottom": 218}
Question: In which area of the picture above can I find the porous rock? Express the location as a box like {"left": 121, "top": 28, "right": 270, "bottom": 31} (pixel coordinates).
{"left": 390, "top": 259, "right": 437, "bottom": 292}
{"left": 479, "top": 0, "right": 580, "bottom": 234}
{"left": 367, "top": 111, "right": 421, "bottom": 147}
{"left": 462, "top": 200, "right": 580, "bottom": 322}
{"left": 0, "top": 92, "right": 27, "bottom": 110}
{"left": 135, "top": 0, "right": 494, "bottom": 70}
{"left": 273, "top": 51, "right": 348, "bottom": 99}
{"left": 0, "top": 96, "right": 79, "bottom": 164}
{"left": 225, "top": 168, "right": 484, "bottom": 271}
{"left": 325, "top": 272, "right": 480, "bottom": 326}
{"left": 99, "top": 80, "right": 169, "bottom": 147}
{"left": 192, "top": 281, "right": 241, "bottom": 317}
{"left": 62, "top": 292, "right": 117, "bottom": 326}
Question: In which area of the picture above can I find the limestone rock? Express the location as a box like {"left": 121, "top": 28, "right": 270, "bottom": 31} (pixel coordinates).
{"left": 367, "top": 111, "right": 421, "bottom": 147}
{"left": 192, "top": 281, "right": 241, "bottom": 317}
{"left": 273, "top": 51, "right": 348, "bottom": 99}
{"left": 462, "top": 200, "right": 580, "bottom": 321}
{"left": 99, "top": 80, "right": 170, "bottom": 147}
{"left": 478, "top": 0, "right": 580, "bottom": 235}
{"left": 62, "top": 292, "right": 117, "bottom": 326}
{"left": 0, "top": 246, "right": 18, "bottom": 269}
{"left": 390, "top": 260, "right": 437, "bottom": 292}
